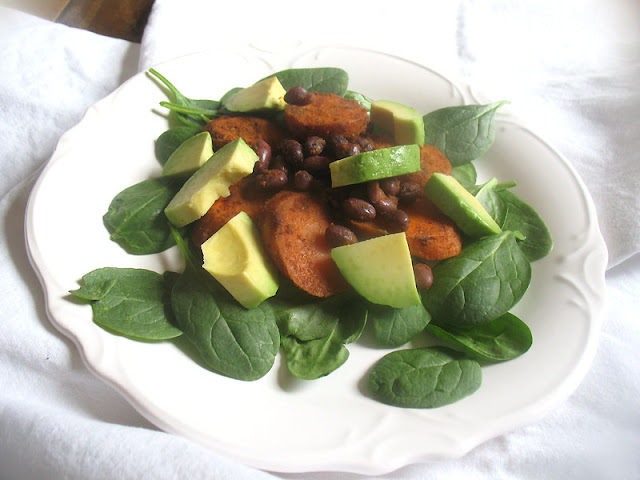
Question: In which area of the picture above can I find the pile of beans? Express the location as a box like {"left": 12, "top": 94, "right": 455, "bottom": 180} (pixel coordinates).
{"left": 250, "top": 86, "right": 432, "bottom": 289}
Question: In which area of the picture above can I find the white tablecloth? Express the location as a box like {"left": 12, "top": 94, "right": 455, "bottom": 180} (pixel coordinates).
{"left": 1, "top": 2, "right": 639, "bottom": 478}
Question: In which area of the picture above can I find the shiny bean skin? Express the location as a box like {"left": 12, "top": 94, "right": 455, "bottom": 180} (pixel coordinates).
{"left": 413, "top": 263, "right": 434, "bottom": 290}
{"left": 280, "top": 139, "right": 304, "bottom": 167}
{"left": 380, "top": 177, "right": 400, "bottom": 196}
{"left": 251, "top": 139, "right": 272, "bottom": 172}
{"left": 255, "top": 169, "right": 288, "bottom": 190}
{"left": 294, "top": 170, "right": 313, "bottom": 191}
{"left": 343, "top": 197, "right": 376, "bottom": 221}
{"left": 284, "top": 85, "right": 311, "bottom": 106}
{"left": 325, "top": 223, "right": 358, "bottom": 248}
{"left": 373, "top": 196, "right": 398, "bottom": 215}
{"left": 367, "top": 181, "right": 385, "bottom": 204}
{"left": 384, "top": 209, "right": 409, "bottom": 232}
{"left": 356, "top": 137, "right": 374, "bottom": 152}
{"left": 334, "top": 142, "right": 360, "bottom": 160}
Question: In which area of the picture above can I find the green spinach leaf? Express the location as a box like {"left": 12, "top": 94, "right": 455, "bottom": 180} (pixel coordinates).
{"left": 155, "top": 126, "right": 200, "bottom": 165}
{"left": 70, "top": 267, "right": 182, "bottom": 341}
{"left": 471, "top": 179, "right": 553, "bottom": 261}
{"left": 426, "top": 312, "right": 532, "bottom": 362}
{"left": 451, "top": 162, "right": 478, "bottom": 188}
{"left": 276, "top": 291, "right": 367, "bottom": 380}
{"left": 344, "top": 90, "right": 373, "bottom": 110}
{"left": 171, "top": 269, "right": 280, "bottom": 381}
{"left": 369, "top": 346, "right": 482, "bottom": 408}
{"left": 421, "top": 231, "right": 531, "bottom": 326}
{"left": 103, "top": 177, "right": 182, "bottom": 255}
{"left": 264, "top": 67, "right": 349, "bottom": 95}
{"left": 423, "top": 101, "right": 508, "bottom": 165}
{"left": 368, "top": 303, "right": 431, "bottom": 348}
{"left": 149, "top": 68, "right": 220, "bottom": 128}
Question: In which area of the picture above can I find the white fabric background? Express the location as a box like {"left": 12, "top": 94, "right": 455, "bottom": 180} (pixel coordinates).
{"left": 1, "top": 1, "right": 639, "bottom": 479}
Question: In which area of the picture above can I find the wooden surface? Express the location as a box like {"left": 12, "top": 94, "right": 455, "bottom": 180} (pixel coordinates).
{"left": 2, "top": 0, "right": 154, "bottom": 43}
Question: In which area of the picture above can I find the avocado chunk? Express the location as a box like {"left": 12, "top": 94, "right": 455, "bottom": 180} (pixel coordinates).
{"left": 164, "top": 138, "right": 257, "bottom": 227}
{"left": 331, "top": 233, "right": 421, "bottom": 308}
{"left": 161, "top": 132, "right": 213, "bottom": 177}
{"left": 201, "top": 212, "right": 279, "bottom": 308}
{"left": 370, "top": 99, "right": 425, "bottom": 146}
{"left": 424, "top": 172, "right": 502, "bottom": 238}
{"left": 224, "top": 76, "right": 287, "bottom": 113}
{"left": 329, "top": 145, "right": 420, "bottom": 188}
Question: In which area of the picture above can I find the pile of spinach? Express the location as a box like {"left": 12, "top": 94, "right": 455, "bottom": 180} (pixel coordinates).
{"left": 70, "top": 67, "right": 552, "bottom": 409}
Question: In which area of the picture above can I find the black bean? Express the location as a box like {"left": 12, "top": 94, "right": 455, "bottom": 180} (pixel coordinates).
{"left": 294, "top": 170, "right": 313, "bottom": 191}
{"left": 356, "top": 137, "right": 374, "bottom": 152}
{"left": 255, "top": 169, "right": 288, "bottom": 190}
{"left": 413, "top": 263, "right": 434, "bottom": 290}
{"left": 384, "top": 209, "right": 409, "bottom": 232}
{"left": 343, "top": 197, "right": 376, "bottom": 221}
{"left": 373, "top": 197, "right": 398, "bottom": 215}
{"left": 380, "top": 177, "right": 400, "bottom": 196}
{"left": 327, "top": 134, "right": 348, "bottom": 155}
{"left": 334, "top": 142, "right": 360, "bottom": 160}
{"left": 279, "top": 139, "right": 304, "bottom": 167}
{"left": 325, "top": 223, "right": 357, "bottom": 248}
{"left": 284, "top": 85, "right": 311, "bottom": 106}
{"left": 269, "top": 154, "right": 288, "bottom": 172}
{"left": 397, "top": 181, "right": 421, "bottom": 204}
{"left": 304, "top": 136, "right": 326, "bottom": 156}
{"left": 303, "top": 155, "right": 331, "bottom": 172}
{"left": 251, "top": 139, "right": 271, "bottom": 172}
{"left": 367, "top": 181, "right": 385, "bottom": 204}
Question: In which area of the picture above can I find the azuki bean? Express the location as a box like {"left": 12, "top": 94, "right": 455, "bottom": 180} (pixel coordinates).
{"left": 304, "top": 136, "right": 326, "bottom": 156}
{"left": 294, "top": 170, "right": 313, "bottom": 191}
{"left": 303, "top": 155, "right": 331, "bottom": 172}
{"left": 384, "top": 209, "right": 409, "bottom": 232}
{"left": 413, "top": 263, "right": 434, "bottom": 290}
{"left": 255, "top": 169, "right": 288, "bottom": 190}
{"left": 325, "top": 223, "right": 357, "bottom": 248}
{"left": 380, "top": 177, "right": 400, "bottom": 196}
{"left": 280, "top": 139, "right": 304, "bottom": 167}
{"left": 397, "top": 181, "right": 421, "bottom": 204}
{"left": 252, "top": 139, "right": 271, "bottom": 172}
{"left": 284, "top": 85, "right": 311, "bottom": 106}
{"left": 343, "top": 197, "right": 376, "bottom": 221}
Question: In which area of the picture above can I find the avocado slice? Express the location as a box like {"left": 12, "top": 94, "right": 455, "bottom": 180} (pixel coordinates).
{"left": 329, "top": 145, "right": 420, "bottom": 188}
{"left": 201, "top": 212, "right": 279, "bottom": 308}
{"left": 162, "top": 132, "right": 213, "bottom": 177}
{"left": 164, "top": 138, "right": 258, "bottom": 227}
{"left": 370, "top": 99, "right": 425, "bottom": 146}
{"left": 424, "top": 172, "right": 502, "bottom": 238}
{"left": 331, "top": 233, "right": 421, "bottom": 308}
{"left": 224, "top": 76, "right": 287, "bottom": 112}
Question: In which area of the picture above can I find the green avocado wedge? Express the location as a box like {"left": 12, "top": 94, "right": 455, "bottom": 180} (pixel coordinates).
{"left": 424, "top": 172, "right": 502, "bottom": 238}
{"left": 370, "top": 99, "right": 425, "bottom": 146}
{"left": 162, "top": 132, "right": 213, "bottom": 177}
{"left": 329, "top": 145, "right": 420, "bottom": 188}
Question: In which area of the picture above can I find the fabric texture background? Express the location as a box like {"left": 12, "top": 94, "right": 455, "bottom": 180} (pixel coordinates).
{"left": 1, "top": 1, "right": 639, "bottom": 479}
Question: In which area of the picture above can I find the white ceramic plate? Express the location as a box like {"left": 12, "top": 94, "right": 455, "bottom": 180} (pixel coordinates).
{"left": 25, "top": 46, "right": 608, "bottom": 474}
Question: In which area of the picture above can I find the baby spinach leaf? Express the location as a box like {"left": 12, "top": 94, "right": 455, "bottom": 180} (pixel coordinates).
{"left": 103, "top": 177, "right": 182, "bottom": 255}
{"left": 265, "top": 67, "right": 349, "bottom": 95}
{"left": 451, "top": 162, "right": 478, "bottom": 188}
{"left": 368, "top": 303, "right": 431, "bottom": 348}
{"left": 70, "top": 268, "right": 182, "bottom": 341}
{"left": 276, "top": 292, "right": 367, "bottom": 380}
{"left": 171, "top": 269, "right": 280, "bottom": 381}
{"left": 149, "top": 68, "right": 220, "bottom": 128}
{"left": 426, "top": 312, "right": 532, "bottom": 362}
{"left": 369, "top": 347, "right": 482, "bottom": 408}
{"left": 471, "top": 179, "right": 553, "bottom": 261}
{"left": 423, "top": 101, "right": 508, "bottom": 165}
{"left": 344, "top": 90, "right": 373, "bottom": 110}
{"left": 421, "top": 231, "right": 531, "bottom": 326}
{"left": 156, "top": 126, "right": 200, "bottom": 165}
